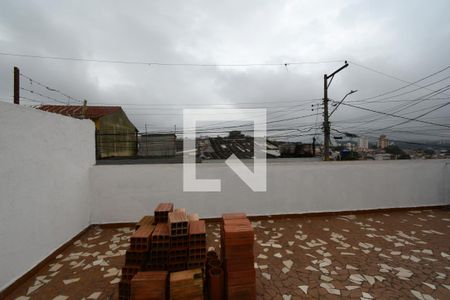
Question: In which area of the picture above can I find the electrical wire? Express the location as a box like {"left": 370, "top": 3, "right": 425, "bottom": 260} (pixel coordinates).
{"left": 333, "top": 97, "right": 450, "bottom": 129}
{"left": 372, "top": 101, "right": 450, "bottom": 131}
{"left": 334, "top": 129, "right": 450, "bottom": 149}
{"left": 334, "top": 101, "right": 450, "bottom": 129}
{"left": 20, "top": 87, "right": 68, "bottom": 104}
{"left": 347, "top": 63, "right": 450, "bottom": 102}
{"left": 19, "top": 72, "right": 83, "bottom": 104}
{"left": 19, "top": 96, "right": 44, "bottom": 104}
{"left": 0, "top": 51, "right": 343, "bottom": 67}
{"left": 348, "top": 60, "right": 450, "bottom": 97}
{"left": 330, "top": 85, "right": 450, "bottom": 128}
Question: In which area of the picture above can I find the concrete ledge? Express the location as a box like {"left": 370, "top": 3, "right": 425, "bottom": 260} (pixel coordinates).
{"left": 90, "top": 159, "right": 450, "bottom": 223}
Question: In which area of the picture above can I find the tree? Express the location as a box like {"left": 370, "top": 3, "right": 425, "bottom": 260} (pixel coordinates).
{"left": 340, "top": 150, "right": 359, "bottom": 160}
{"left": 385, "top": 145, "right": 410, "bottom": 159}
{"left": 424, "top": 149, "right": 434, "bottom": 156}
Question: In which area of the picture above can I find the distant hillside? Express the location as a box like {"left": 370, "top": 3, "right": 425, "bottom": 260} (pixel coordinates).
{"left": 393, "top": 140, "right": 450, "bottom": 150}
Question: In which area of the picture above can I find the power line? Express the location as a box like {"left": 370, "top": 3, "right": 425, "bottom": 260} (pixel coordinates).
{"left": 350, "top": 96, "right": 449, "bottom": 105}
{"left": 375, "top": 130, "right": 450, "bottom": 139}
{"left": 139, "top": 119, "right": 318, "bottom": 134}
{"left": 334, "top": 114, "right": 450, "bottom": 125}
{"left": 335, "top": 122, "right": 450, "bottom": 139}
{"left": 375, "top": 101, "right": 450, "bottom": 131}
{"left": 334, "top": 101, "right": 450, "bottom": 129}
{"left": 345, "top": 85, "right": 450, "bottom": 128}
{"left": 126, "top": 103, "right": 316, "bottom": 115}
{"left": 370, "top": 84, "right": 450, "bottom": 121}
{"left": 267, "top": 129, "right": 299, "bottom": 137}
{"left": 192, "top": 112, "right": 318, "bottom": 133}
{"left": 313, "top": 105, "right": 320, "bottom": 138}
{"left": 348, "top": 64, "right": 450, "bottom": 102}
{"left": 383, "top": 138, "right": 450, "bottom": 150}
{"left": 330, "top": 86, "right": 450, "bottom": 127}
{"left": 267, "top": 132, "right": 317, "bottom": 139}
{"left": 20, "top": 87, "right": 68, "bottom": 104}
{"left": 142, "top": 104, "right": 316, "bottom": 134}
{"left": 0, "top": 51, "right": 343, "bottom": 67}
{"left": 20, "top": 72, "right": 83, "bottom": 104}
{"left": 139, "top": 126, "right": 317, "bottom": 136}
{"left": 19, "top": 96, "right": 43, "bottom": 104}
{"left": 338, "top": 130, "right": 450, "bottom": 150}
{"left": 333, "top": 101, "right": 450, "bottom": 127}
{"left": 189, "top": 106, "right": 313, "bottom": 132}
{"left": 189, "top": 127, "right": 318, "bottom": 135}
{"left": 349, "top": 60, "right": 439, "bottom": 86}
{"left": 348, "top": 60, "right": 450, "bottom": 105}
{"left": 91, "top": 99, "right": 319, "bottom": 107}
{"left": 169, "top": 106, "right": 318, "bottom": 133}
{"left": 367, "top": 75, "right": 450, "bottom": 103}
{"left": 152, "top": 114, "right": 318, "bottom": 134}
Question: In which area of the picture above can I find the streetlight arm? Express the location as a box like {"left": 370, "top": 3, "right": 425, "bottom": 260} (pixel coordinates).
{"left": 326, "top": 61, "right": 349, "bottom": 79}
{"left": 329, "top": 90, "right": 357, "bottom": 118}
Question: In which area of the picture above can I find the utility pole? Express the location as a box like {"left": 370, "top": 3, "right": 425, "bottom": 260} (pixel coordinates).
{"left": 81, "top": 99, "right": 87, "bottom": 119}
{"left": 323, "top": 74, "right": 330, "bottom": 160}
{"left": 13, "top": 66, "right": 20, "bottom": 105}
{"left": 323, "top": 61, "right": 349, "bottom": 161}
{"left": 312, "top": 136, "right": 316, "bottom": 156}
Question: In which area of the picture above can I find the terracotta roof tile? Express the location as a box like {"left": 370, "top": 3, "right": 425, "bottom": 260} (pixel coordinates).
{"left": 37, "top": 105, "right": 122, "bottom": 119}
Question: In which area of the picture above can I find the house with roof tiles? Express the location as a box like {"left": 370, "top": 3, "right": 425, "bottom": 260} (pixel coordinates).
{"left": 37, "top": 104, "right": 138, "bottom": 158}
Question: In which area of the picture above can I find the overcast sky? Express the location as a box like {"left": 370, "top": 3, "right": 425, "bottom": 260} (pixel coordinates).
{"left": 1, "top": 0, "right": 449, "bottom": 143}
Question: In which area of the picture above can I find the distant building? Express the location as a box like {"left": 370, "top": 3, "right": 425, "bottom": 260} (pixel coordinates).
{"left": 199, "top": 131, "right": 280, "bottom": 159}
{"left": 37, "top": 105, "right": 137, "bottom": 158}
{"left": 374, "top": 153, "right": 392, "bottom": 160}
{"left": 277, "top": 142, "right": 314, "bottom": 157}
{"left": 206, "top": 136, "right": 254, "bottom": 159}
{"left": 377, "top": 135, "right": 389, "bottom": 149}
{"left": 278, "top": 143, "right": 296, "bottom": 156}
{"left": 358, "top": 136, "right": 369, "bottom": 152}
{"left": 228, "top": 130, "right": 245, "bottom": 139}
{"left": 138, "top": 133, "right": 176, "bottom": 157}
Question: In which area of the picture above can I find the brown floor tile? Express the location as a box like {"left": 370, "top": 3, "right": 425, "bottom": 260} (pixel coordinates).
{"left": 4, "top": 208, "right": 450, "bottom": 299}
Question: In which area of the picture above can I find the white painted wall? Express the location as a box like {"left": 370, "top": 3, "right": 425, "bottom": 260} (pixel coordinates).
{"left": 90, "top": 159, "right": 450, "bottom": 223}
{"left": 0, "top": 102, "right": 95, "bottom": 290}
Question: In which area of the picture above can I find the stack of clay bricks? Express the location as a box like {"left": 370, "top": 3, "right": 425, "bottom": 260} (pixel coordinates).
{"left": 221, "top": 213, "right": 256, "bottom": 300}
{"left": 120, "top": 204, "right": 172, "bottom": 300}
{"left": 170, "top": 268, "right": 204, "bottom": 300}
{"left": 146, "top": 203, "right": 173, "bottom": 271}
{"left": 168, "top": 209, "right": 189, "bottom": 271}
{"left": 131, "top": 271, "right": 168, "bottom": 300}
{"left": 155, "top": 203, "right": 173, "bottom": 223}
{"left": 120, "top": 219, "right": 155, "bottom": 300}
{"left": 135, "top": 216, "right": 154, "bottom": 230}
{"left": 146, "top": 222, "right": 170, "bottom": 270}
{"left": 187, "top": 218, "right": 206, "bottom": 269}
{"left": 127, "top": 217, "right": 155, "bottom": 265}
{"left": 206, "top": 250, "right": 223, "bottom": 300}
{"left": 119, "top": 202, "right": 208, "bottom": 300}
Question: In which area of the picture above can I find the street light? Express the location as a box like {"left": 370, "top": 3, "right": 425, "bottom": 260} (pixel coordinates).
{"left": 322, "top": 61, "right": 349, "bottom": 161}
{"left": 329, "top": 90, "right": 358, "bottom": 118}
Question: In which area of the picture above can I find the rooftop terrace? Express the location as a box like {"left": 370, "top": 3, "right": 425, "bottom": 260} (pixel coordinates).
{"left": 3, "top": 208, "right": 450, "bottom": 299}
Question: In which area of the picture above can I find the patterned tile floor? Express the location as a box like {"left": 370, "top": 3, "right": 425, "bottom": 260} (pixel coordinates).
{"left": 4, "top": 208, "right": 450, "bottom": 300}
